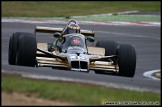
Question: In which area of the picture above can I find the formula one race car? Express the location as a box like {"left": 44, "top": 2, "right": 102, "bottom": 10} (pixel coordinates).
{"left": 8, "top": 19, "right": 136, "bottom": 77}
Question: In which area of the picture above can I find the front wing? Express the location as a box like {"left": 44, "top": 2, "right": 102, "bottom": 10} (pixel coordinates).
{"left": 36, "top": 43, "right": 118, "bottom": 72}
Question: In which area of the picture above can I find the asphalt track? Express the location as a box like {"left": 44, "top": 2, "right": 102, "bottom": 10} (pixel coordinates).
{"left": 1, "top": 21, "right": 160, "bottom": 93}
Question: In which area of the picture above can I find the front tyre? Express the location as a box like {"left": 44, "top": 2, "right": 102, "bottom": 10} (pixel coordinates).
{"left": 16, "top": 34, "right": 37, "bottom": 67}
{"left": 8, "top": 32, "right": 24, "bottom": 65}
{"left": 117, "top": 44, "right": 136, "bottom": 77}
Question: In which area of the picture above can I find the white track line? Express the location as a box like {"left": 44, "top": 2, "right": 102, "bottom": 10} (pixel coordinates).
{"left": 143, "top": 69, "right": 161, "bottom": 80}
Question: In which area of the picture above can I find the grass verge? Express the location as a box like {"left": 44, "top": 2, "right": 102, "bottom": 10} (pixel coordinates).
{"left": 72, "top": 15, "right": 160, "bottom": 22}
{"left": 2, "top": 73, "right": 160, "bottom": 106}
{"left": 152, "top": 72, "right": 161, "bottom": 79}
{"left": 2, "top": 1, "right": 160, "bottom": 17}
{"left": 3, "top": 15, "right": 160, "bottom": 22}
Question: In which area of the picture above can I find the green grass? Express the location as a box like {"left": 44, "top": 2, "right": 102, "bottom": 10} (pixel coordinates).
{"left": 2, "top": 1, "right": 160, "bottom": 17}
{"left": 2, "top": 74, "right": 160, "bottom": 105}
{"left": 73, "top": 15, "right": 160, "bottom": 22}
{"left": 152, "top": 72, "right": 161, "bottom": 79}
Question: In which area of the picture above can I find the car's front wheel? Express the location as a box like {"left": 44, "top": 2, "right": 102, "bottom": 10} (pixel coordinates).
{"left": 8, "top": 32, "right": 31, "bottom": 65}
{"left": 117, "top": 44, "right": 136, "bottom": 77}
{"left": 16, "top": 34, "right": 37, "bottom": 67}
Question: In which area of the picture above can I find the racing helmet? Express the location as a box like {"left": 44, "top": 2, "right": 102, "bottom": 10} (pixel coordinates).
{"left": 67, "top": 23, "right": 80, "bottom": 34}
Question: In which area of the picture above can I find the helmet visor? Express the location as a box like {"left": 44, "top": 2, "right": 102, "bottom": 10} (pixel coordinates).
{"left": 68, "top": 29, "right": 77, "bottom": 33}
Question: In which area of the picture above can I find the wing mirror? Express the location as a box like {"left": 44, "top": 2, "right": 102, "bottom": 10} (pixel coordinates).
{"left": 87, "top": 36, "right": 94, "bottom": 42}
{"left": 53, "top": 32, "right": 61, "bottom": 38}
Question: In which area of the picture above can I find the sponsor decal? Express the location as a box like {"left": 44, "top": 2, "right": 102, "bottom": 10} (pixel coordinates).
{"left": 71, "top": 37, "right": 80, "bottom": 45}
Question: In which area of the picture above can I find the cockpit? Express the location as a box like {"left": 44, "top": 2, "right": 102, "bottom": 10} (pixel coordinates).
{"left": 61, "top": 34, "right": 87, "bottom": 54}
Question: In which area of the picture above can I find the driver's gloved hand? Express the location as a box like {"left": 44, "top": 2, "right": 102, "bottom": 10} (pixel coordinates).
{"left": 48, "top": 43, "right": 55, "bottom": 52}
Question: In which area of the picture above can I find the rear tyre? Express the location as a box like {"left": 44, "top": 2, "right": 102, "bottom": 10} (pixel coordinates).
{"left": 94, "top": 40, "right": 119, "bottom": 74}
{"left": 96, "top": 40, "right": 119, "bottom": 56}
{"left": 117, "top": 44, "right": 136, "bottom": 77}
{"left": 8, "top": 32, "right": 28, "bottom": 65}
{"left": 16, "top": 34, "right": 37, "bottom": 67}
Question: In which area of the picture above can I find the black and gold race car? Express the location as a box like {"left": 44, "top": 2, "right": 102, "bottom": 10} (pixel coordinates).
{"left": 8, "top": 19, "right": 136, "bottom": 77}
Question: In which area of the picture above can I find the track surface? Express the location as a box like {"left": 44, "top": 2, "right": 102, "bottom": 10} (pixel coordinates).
{"left": 2, "top": 22, "right": 160, "bottom": 93}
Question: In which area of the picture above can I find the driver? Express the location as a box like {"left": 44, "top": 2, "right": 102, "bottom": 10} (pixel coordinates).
{"left": 66, "top": 23, "right": 80, "bottom": 34}
{"left": 48, "top": 23, "right": 81, "bottom": 52}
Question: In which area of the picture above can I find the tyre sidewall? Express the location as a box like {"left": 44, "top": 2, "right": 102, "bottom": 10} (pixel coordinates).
{"left": 118, "top": 44, "right": 136, "bottom": 77}
{"left": 16, "top": 34, "right": 37, "bottom": 66}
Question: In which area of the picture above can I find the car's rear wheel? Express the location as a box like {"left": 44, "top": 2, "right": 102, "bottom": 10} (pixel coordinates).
{"left": 8, "top": 32, "right": 28, "bottom": 65}
{"left": 96, "top": 40, "right": 119, "bottom": 56}
{"left": 16, "top": 34, "right": 37, "bottom": 67}
{"left": 94, "top": 40, "right": 119, "bottom": 74}
{"left": 117, "top": 44, "right": 136, "bottom": 77}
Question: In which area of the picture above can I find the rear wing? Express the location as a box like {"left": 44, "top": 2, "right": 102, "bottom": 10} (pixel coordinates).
{"left": 35, "top": 26, "right": 95, "bottom": 37}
